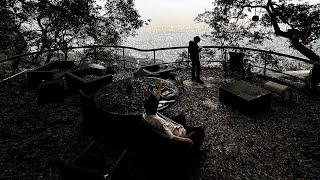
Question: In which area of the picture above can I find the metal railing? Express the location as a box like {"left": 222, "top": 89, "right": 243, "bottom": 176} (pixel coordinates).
{"left": 1, "top": 45, "right": 318, "bottom": 83}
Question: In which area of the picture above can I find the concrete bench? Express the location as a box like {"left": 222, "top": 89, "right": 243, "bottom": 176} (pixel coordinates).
{"left": 262, "top": 81, "right": 292, "bottom": 101}
{"left": 65, "top": 67, "right": 112, "bottom": 94}
{"left": 219, "top": 80, "right": 272, "bottom": 112}
{"left": 37, "top": 79, "right": 65, "bottom": 104}
{"left": 27, "top": 61, "right": 74, "bottom": 87}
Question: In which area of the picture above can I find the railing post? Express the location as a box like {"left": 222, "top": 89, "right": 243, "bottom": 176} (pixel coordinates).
{"left": 58, "top": 49, "right": 61, "bottom": 61}
{"left": 94, "top": 47, "right": 97, "bottom": 63}
{"left": 264, "top": 52, "right": 267, "bottom": 77}
{"left": 187, "top": 46, "right": 189, "bottom": 60}
{"left": 153, "top": 50, "right": 156, "bottom": 64}
{"left": 64, "top": 48, "right": 68, "bottom": 61}
{"left": 247, "top": 64, "right": 252, "bottom": 80}
{"left": 123, "top": 48, "right": 125, "bottom": 69}
{"left": 223, "top": 48, "right": 228, "bottom": 78}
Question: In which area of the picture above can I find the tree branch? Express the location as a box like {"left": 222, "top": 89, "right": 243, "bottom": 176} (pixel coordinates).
{"left": 266, "top": 0, "right": 320, "bottom": 62}
{"left": 37, "top": 18, "right": 45, "bottom": 32}
{"left": 232, "top": 7, "right": 245, "bottom": 19}
{"left": 266, "top": 0, "right": 289, "bottom": 38}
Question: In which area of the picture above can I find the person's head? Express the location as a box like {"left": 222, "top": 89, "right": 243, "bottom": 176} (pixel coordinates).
{"left": 194, "top": 36, "right": 200, "bottom": 43}
{"left": 144, "top": 95, "right": 159, "bottom": 115}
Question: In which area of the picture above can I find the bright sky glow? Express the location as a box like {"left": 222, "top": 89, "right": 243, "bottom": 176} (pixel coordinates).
{"left": 133, "top": 0, "right": 319, "bottom": 26}
{"left": 134, "top": 0, "right": 213, "bottom": 25}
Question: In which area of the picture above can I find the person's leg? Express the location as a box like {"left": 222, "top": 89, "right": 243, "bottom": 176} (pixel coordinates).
{"left": 170, "top": 114, "right": 205, "bottom": 147}
{"left": 195, "top": 59, "right": 203, "bottom": 83}
{"left": 185, "top": 126, "right": 205, "bottom": 149}
{"left": 191, "top": 59, "right": 196, "bottom": 81}
{"left": 196, "top": 60, "right": 200, "bottom": 79}
{"left": 185, "top": 127, "right": 205, "bottom": 177}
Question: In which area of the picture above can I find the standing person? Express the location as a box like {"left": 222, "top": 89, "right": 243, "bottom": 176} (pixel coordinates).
{"left": 188, "top": 36, "right": 203, "bottom": 83}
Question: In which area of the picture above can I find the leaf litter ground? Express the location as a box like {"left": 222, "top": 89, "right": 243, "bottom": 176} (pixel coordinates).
{"left": 0, "top": 67, "right": 320, "bottom": 179}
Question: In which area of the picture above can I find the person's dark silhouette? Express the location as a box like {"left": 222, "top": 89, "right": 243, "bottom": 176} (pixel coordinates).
{"left": 188, "top": 36, "right": 203, "bottom": 83}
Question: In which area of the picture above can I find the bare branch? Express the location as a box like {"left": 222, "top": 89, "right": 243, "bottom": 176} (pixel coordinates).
{"left": 232, "top": 8, "right": 244, "bottom": 20}
{"left": 242, "top": 5, "right": 266, "bottom": 9}
{"left": 271, "top": 2, "right": 281, "bottom": 9}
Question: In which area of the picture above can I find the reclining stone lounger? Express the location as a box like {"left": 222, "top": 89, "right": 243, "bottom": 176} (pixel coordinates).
{"left": 127, "top": 118, "right": 199, "bottom": 180}
{"left": 134, "top": 64, "right": 176, "bottom": 80}
{"left": 79, "top": 89, "right": 201, "bottom": 180}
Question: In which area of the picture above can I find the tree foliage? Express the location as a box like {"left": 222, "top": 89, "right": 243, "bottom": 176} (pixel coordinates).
{"left": 0, "top": 0, "right": 27, "bottom": 56}
{"left": 0, "top": 0, "right": 146, "bottom": 57}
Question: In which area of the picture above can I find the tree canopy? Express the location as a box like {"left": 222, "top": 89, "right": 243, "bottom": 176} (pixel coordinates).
{"left": 196, "top": 0, "right": 320, "bottom": 59}
{"left": 0, "top": 0, "right": 146, "bottom": 57}
{"left": 196, "top": 0, "right": 320, "bottom": 88}
{"left": 0, "top": 0, "right": 27, "bottom": 56}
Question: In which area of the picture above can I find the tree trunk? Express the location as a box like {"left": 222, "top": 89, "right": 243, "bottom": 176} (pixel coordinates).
{"left": 290, "top": 39, "right": 320, "bottom": 90}
{"left": 11, "top": 30, "right": 28, "bottom": 73}
{"left": 266, "top": 1, "right": 320, "bottom": 90}
{"left": 43, "top": 42, "right": 53, "bottom": 64}
{"left": 308, "top": 65, "right": 320, "bottom": 90}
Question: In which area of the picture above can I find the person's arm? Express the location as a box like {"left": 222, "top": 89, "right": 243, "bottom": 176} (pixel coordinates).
{"left": 157, "top": 118, "right": 193, "bottom": 146}
{"left": 154, "top": 113, "right": 193, "bottom": 147}
{"left": 154, "top": 80, "right": 164, "bottom": 100}
{"left": 197, "top": 44, "right": 202, "bottom": 53}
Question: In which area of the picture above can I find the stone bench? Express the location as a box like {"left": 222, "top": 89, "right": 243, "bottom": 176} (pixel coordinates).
{"left": 262, "top": 81, "right": 292, "bottom": 101}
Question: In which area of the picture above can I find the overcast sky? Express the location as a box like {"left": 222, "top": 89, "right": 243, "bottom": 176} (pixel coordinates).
{"left": 133, "top": 0, "right": 319, "bottom": 26}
